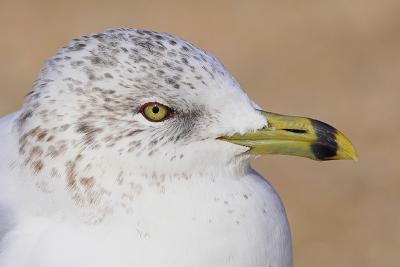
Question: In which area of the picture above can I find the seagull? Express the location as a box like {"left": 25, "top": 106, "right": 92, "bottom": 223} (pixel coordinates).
{"left": 0, "top": 28, "right": 357, "bottom": 267}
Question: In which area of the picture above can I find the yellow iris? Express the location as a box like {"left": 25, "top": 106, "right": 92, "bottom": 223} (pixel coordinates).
{"left": 141, "top": 102, "right": 171, "bottom": 122}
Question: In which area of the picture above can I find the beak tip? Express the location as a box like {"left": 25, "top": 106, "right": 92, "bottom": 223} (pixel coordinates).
{"left": 335, "top": 132, "right": 358, "bottom": 162}
{"left": 351, "top": 152, "right": 359, "bottom": 161}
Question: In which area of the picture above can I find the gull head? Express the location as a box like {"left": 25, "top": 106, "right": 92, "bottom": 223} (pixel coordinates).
{"left": 16, "top": 29, "right": 356, "bottom": 205}
{"left": 18, "top": 29, "right": 267, "bottom": 177}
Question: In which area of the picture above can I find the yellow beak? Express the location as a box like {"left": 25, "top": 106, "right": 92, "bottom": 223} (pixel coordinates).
{"left": 219, "top": 111, "right": 358, "bottom": 161}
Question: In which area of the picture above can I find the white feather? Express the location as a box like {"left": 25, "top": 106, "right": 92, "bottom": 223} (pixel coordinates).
{"left": 0, "top": 29, "right": 292, "bottom": 267}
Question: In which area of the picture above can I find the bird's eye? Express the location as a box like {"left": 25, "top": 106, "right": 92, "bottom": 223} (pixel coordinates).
{"left": 140, "top": 102, "right": 173, "bottom": 122}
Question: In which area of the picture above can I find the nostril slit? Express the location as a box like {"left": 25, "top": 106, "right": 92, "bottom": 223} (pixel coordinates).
{"left": 283, "top": 129, "right": 307, "bottom": 134}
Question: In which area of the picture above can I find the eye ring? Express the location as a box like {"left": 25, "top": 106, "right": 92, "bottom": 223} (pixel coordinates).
{"left": 139, "top": 102, "right": 174, "bottom": 122}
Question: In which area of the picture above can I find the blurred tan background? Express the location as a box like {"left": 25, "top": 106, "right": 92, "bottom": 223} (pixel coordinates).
{"left": 0, "top": 0, "right": 399, "bottom": 266}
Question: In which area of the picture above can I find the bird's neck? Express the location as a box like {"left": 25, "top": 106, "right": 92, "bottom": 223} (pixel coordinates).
{"left": 11, "top": 135, "right": 252, "bottom": 223}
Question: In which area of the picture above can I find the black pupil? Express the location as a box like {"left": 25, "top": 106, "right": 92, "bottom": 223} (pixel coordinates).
{"left": 152, "top": 106, "right": 160, "bottom": 114}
